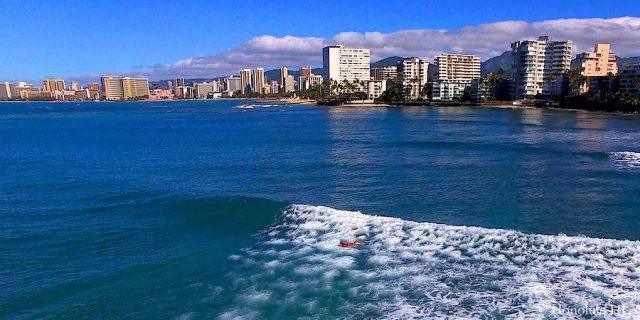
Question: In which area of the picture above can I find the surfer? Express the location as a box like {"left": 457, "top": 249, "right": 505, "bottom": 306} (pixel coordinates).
{"left": 339, "top": 240, "right": 361, "bottom": 248}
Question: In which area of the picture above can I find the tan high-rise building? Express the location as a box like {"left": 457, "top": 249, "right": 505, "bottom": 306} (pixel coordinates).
{"left": 42, "top": 79, "right": 65, "bottom": 92}
{"left": 100, "top": 76, "right": 124, "bottom": 100}
{"left": 576, "top": 43, "right": 618, "bottom": 77}
{"left": 279, "top": 67, "right": 288, "bottom": 93}
{"left": 252, "top": 68, "right": 265, "bottom": 94}
{"left": 240, "top": 69, "right": 252, "bottom": 94}
{"left": 121, "top": 77, "right": 150, "bottom": 99}
{"left": 87, "top": 83, "right": 100, "bottom": 91}
{"left": 575, "top": 43, "right": 618, "bottom": 93}
{"left": 434, "top": 54, "right": 481, "bottom": 81}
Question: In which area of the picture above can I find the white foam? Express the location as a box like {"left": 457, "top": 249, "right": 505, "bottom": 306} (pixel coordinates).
{"left": 610, "top": 151, "right": 640, "bottom": 168}
{"left": 219, "top": 205, "right": 640, "bottom": 319}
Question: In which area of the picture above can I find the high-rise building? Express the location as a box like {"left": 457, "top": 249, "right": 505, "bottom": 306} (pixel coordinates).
{"left": 42, "top": 79, "right": 66, "bottom": 92}
{"left": 0, "top": 82, "right": 16, "bottom": 100}
{"left": 434, "top": 54, "right": 481, "bottom": 81}
{"left": 575, "top": 43, "right": 618, "bottom": 93}
{"left": 511, "top": 36, "right": 573, "bottom": 97}
{"left": 298, "top": 76, "right": 310, "bottom": 91}
{"left": 323, "top": 45, "right": 371, "bottom": 84}
{"left": 252, "top": 68, "right": 265, "bottom": 94}
{"left": 398, "top": 58, "right": 429, "bottom": 99}
{"left": 194, "top": 82, "right": 216, "bottom": 99}
{"left": 225, "top": 76, "right": 242, "bottom": 94}
{"left": 433, "top": 53, "right": 481, "bottom": 101}
{"left": 279, "top": 67, "right": 289, "bottom": 93}
{"left": 69, "top": 81, "right": 81, "bottom": 91}
{"left": 371, "top": 65, "right": 398, "bottom": 80}
{"left": 175, "top": 77, "right": 185, "bottom": 87}
{"left": 269, "top": 81, "right": 279, "bottom": 95}
{"left": 121, "top": 77, "right": 150, "bottom": 99}
{"left": 619, "top": 64, "right": 640, "bottom": 96}
{"left": 100, "top": 76, "right": 124, "bottom": 100}
{"left": 240, "top": 69, "right": 252, "bottom": 94}
{"left": 310, "top": 74, "right": 324, "bottom": 87}
{"left": 87, "top": 83, "right": 100, "bottom": 91}
{"left": 299, "top": 66, "right": 312, "bottom": 78}
{"left": 285, "top": 75, "right": 296, "bottom": 93}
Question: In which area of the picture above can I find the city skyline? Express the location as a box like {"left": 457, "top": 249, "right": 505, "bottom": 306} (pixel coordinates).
{"left": 0, "top": 0, "right": 639, "bottom": 83}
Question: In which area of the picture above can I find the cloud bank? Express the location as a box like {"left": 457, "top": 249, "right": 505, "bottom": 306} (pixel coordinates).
{"left": 120, "top": 17, "right": 640, "bottom": 80}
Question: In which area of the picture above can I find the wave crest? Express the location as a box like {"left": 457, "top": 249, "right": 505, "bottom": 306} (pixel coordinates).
{"left": 218, "top": 205, "right": 640, "bottom": 319}
{"left": 610, "top": 151, "right": 640, "bottom": 169}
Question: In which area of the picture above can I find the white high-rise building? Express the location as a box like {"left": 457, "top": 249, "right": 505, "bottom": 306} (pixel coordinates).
{"left": 397, "top": 58, "right": 428, "bottom": 99}
{"left": 323, "top": 45, "right": 371, "bottom": 84}
{"left": 511, "top": 36, "right": 573, "bottom": 97}
{"left": 433, "top": 53, "right": 481, "bottom": 101}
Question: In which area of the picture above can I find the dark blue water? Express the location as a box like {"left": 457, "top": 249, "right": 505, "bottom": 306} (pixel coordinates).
{"left": 2, "top": 100, "right": 640, "bottom": 319}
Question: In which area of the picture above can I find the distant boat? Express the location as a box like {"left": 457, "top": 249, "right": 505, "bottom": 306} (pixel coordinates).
{"left": 234, "top": 104, "right": 255, "bottom": 109}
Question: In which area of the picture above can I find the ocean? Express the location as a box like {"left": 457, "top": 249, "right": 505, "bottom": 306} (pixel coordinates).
{"left": 2, "top": 100, "right": 640, "bottom": 319}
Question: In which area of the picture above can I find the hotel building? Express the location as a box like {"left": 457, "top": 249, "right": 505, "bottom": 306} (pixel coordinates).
{"left": 323, "top": 45, "right": 371, "bottom": 84}
{"left": 0, "top": 82, "right": 17, "bottom": 100}
{"left": 433, "top": 53, "right": 481, "bottom": 100}
{"left": 121, "top": 77, "right": 150, "bottom": 100}
{"left": 100, "top": 76, "right": 124, "bottom": 100}
{"left": 42, "top": 79, "right": 66, "bottom": 92}
{"left": 511, "top": 36, "right": 573, "bottom": 97}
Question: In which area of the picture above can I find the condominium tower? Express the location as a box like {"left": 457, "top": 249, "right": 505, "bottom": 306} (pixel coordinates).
{"left": 252, "top": 68, "right": 265, "bottom": 94}
{"left": 576, "top": 43, "right": 618, "bottom": 93}
{"left": 279, "top": 67, "right": 288, "bottom": 93}
{"left": 511, "top": 36, "right": 573, "bottom": 97}
{"left": 240, "top": 69, "right": 252, "bottom": 94}
{"left": 323, "top": 45, "right": 371, "bottom": 83}
{"left": 433, "top": 53, "right": 481, "bottom": 100}
{"left": 121, "top": 77, "right": 150, "bottom": 99}
{"left": 434, "top": 54, "right": 481, "bottom": 81}
{"left": 397, "top": 58, "right": 429, "bottom": 99}
{"left": 100, "top": 76, "right": 124, "bottom": 101}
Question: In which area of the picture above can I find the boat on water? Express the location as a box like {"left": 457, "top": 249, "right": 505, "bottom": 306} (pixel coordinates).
{"left": 513, "top": 99, "right": 549, "bottom": 107}
{"left": 234, "top": 104, "right": 255, "bottom": 109}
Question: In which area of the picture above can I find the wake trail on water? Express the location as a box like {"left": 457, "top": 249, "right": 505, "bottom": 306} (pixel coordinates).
{"left": 217, "top": 205, "right": 640, "bottom": 319}
{"left": 610, "top": 151, "right": 640, "bottom": 169}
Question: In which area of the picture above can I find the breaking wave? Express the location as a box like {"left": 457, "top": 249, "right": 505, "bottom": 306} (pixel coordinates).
{"left": 610, "top": 152, "right": 640, "bottom": 169}
{"left": 218, "top": 205, "right": 640, "bottom": 319}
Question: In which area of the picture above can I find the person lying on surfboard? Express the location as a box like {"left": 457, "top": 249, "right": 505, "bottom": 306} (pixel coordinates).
{"left": 339, "top": 240, "right": 361, "bottom": 248}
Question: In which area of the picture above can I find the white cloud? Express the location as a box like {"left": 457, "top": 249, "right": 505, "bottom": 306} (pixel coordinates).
{"left": 107, "top": 17, "right": 640, "bottom": 80}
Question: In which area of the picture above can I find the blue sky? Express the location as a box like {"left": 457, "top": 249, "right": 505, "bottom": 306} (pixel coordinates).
{"left": 1, "top": 0, "right": 639, "bottom": 82}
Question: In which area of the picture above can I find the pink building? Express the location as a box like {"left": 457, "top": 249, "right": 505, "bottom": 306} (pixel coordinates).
{"left": 149, "top": 89, "right": 174, "bottom": 100}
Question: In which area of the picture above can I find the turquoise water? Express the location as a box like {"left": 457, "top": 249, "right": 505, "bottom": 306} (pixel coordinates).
{"left": 2, "top": 100, "right": 640, "bottom": 318}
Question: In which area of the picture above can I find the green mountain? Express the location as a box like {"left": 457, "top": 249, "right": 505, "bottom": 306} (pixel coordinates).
{"left": 481, "top": 51, "right": 512, "bottom": 76}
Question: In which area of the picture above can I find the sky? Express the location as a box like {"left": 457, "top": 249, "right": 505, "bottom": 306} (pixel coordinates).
{"left": 1, "top": 0, "right": 639, "bottom": 83}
